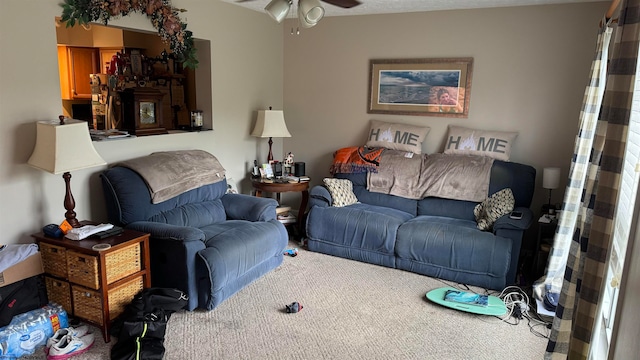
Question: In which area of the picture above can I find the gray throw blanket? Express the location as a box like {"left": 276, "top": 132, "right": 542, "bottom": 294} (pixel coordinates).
{"left": 116, "top": 150, "right": 226, "bottom": 204}
{"left": 367, "top": 152, "right": 494, "bottom": 202}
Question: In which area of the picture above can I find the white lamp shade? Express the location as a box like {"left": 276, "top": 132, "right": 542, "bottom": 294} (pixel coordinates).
{"left": 543, "top": 167, "right": 561, "bottom": 190}
{"left": 251, "top": 110, "right": 292, "bottom": 138}
{"left": 298, "top": 0, "right": 325, "bottom": 28}
{"left": 265, "top": 0, "right": 292, "bottom": 23}
{"left": 28, "top": 119, "right": 106, "bottom": 174}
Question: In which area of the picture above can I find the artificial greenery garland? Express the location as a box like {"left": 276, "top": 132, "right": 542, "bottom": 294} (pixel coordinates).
{"left": 60, "top": 0, "right": 198, "bottom": 68}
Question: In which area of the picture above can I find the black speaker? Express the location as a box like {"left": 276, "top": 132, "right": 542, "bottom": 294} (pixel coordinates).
{"left": 274, "top": 162, "right": 282, "bottom": 177}
{"left": 294, "top": 162, "right": 305, "bottom": 177}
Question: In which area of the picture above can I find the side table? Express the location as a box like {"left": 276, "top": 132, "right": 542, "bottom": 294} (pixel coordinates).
{"left": 33, "top": 225, "right": 151, "bottom": 342}
{"left": 531, "top": 218, "right": 558, "bottom": 277}
{"left": 251, "top": 178, "right": 310, "bottom": 239}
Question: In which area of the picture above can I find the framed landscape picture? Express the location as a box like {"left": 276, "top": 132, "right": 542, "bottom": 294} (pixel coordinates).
{"left": 368, "top": 58, "right": 474, "bottom": 118}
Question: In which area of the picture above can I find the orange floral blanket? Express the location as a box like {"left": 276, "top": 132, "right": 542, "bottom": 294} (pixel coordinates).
{"left": 330, "top": 146, "right": 384, "bottom": 175}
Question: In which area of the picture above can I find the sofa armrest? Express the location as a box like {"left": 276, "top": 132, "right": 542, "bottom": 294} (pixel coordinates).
{"left": 492, "top": 207, "right": 533, "bottom": 231}
{"left": 126, "top": 221, "right": 206, "bottom": 242}
{"left": 221, "top": 193, "right": 278, "bottom": 221}
{"left": 125, "top": 221, "right": 206, "bottom": 310}
{"left": 309, "top": 185, "right": 332, "bottom": 208}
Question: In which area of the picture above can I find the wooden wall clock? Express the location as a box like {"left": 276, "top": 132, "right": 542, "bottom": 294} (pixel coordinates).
{"left": 120, "top": 87, "right": 168, "bottom": 136}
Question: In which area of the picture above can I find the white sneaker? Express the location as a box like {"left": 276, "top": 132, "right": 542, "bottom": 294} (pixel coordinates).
{"left": 45, "top": 325, "right": 90, "bottom": 353}
{"left": 47, "top": 333, "right": 95, "bottom": 360}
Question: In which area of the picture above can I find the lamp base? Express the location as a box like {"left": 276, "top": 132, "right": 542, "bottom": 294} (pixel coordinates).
{"left": 542, "top": 203, "right": 557, "bottom": 215}
{"left": 63, "top": 172, "right": 82, "bottom": 228}
{"left": 267, "top": 137, "right": 274, "bottom": 162}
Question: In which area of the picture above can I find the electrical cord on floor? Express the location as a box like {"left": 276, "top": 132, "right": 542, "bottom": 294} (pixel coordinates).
{"left": 495, "top": 285, "right": 552, "bottom": 338}
{"left": 431, "top": 280, "right": 552, "bottom": 337}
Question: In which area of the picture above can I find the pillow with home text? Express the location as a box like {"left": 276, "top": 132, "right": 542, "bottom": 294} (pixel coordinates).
{"left": 365, "top": 120, "right": 430, "bottom": 154}
{"left": 443, "top": 125, "right": 517, "bottom": 161}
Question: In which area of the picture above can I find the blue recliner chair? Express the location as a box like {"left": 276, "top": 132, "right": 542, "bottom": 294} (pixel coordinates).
{"left": 100, "top": 164, "right": 288, "bottom": 311}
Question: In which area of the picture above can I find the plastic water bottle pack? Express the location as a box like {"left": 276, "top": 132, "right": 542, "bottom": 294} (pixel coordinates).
{"left": 0, "top": 303, "right": 69, "bottom": 358}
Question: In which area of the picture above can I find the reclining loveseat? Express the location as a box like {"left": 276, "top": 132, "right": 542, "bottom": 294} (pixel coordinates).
{"left": 306, "top": 152, "right": 536, "bottom": 290}
{"left": 100, "top": 150, "right": 288, "bottom": 310}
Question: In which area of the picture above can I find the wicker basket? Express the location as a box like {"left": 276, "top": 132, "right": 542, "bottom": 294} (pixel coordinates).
{"left": 67, "top": 242, "right": 142, "bottom": 290}
{"left": 40, "top": 243, "right": 68, "bottom": 278}
{"left": 104, "top": 243, "right": 142, "bottom": 284}
{"left": 45, "top": 276, "right": 72, "bottom": 314}
{"left": 66, "top": 251, "right": 99, "bottom": 289}
{"left": 72, "top": 276, "right": 144, "bottom": 324}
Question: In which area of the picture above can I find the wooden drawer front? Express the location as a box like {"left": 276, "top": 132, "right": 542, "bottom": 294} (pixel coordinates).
{"left": 105, "top": 242, "right": 142, "bottom": 284}
{"left": 40, "top": 243, "right": 68, "bottom": 278}
{"left": 67, "top": 251, "right": 99, "bottom": 289}
{"left": 45, "top": 276, "right": 72, "bottom": 314}
{"left": 72, "top": 285, "right": 103, "bottom": 324}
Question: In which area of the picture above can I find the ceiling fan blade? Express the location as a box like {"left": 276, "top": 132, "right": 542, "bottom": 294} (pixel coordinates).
{"left": 321, "top": 0, "right": 361, "bottom": 8}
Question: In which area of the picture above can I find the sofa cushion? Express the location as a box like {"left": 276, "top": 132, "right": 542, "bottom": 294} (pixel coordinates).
{"left": 443, "top": 125, "right": 518, "bottom": 161}
{"left": 306, "top": 203, "right": 414, "bottom": 256}
{"left": 395, "top": 216, "right": 512, "bottom": 288}
{"left": 366, "top": 120, "right": 430, "bottom": 154}
{"left": 473, "top": 188, "right": 515, "bottom": 230}
{"left": 336, "top": 173, "right": 418, "bottom": 216}
{"left": 323, "top": 178, "right": 359, "bottom": 207}
{"left": 148, "top": 200, "right": 226, "bottom": 228}
{"left": 101, "top": 166, "right": 228, "bottom": 226}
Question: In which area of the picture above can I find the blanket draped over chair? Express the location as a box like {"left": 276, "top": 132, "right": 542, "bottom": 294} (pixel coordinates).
{"left": 115, "top": 150, "right": 226, "bottom": 204}
{"left": 331, "top": 147, "right": 494, "bottom": 202}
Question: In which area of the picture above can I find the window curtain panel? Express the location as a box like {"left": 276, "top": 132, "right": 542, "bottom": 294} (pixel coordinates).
{"left": 544, "top": 0, "right": 640, "bottom": 358}
{"left": 533, "top": 16, "right": 613, "bottom": 300}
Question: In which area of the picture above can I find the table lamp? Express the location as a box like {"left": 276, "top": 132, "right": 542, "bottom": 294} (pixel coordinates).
{"left": 251, "top": 107, "right": 291, "bottom": 162}
{"left": 542, "top": 167, "right": 561, "bottom": 214}
{"left": 28, "top": 116, "right": 107, "bottom": 228}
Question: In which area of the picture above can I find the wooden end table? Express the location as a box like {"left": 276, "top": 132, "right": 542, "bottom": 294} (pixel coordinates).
{"left": 33, "top": 224, "right": 151, "bottom": 342}
{"left": 251, "top": 178, "right": 310, "bottom": 239}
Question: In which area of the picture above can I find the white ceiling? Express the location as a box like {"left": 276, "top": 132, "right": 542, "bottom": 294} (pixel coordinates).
{"left": 224, "top": 0, "right": 604, "bottom": 17}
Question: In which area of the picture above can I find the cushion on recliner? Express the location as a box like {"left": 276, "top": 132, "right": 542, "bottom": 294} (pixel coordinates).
{"left": 306, "top": 203, "right": 413, "bottom": 256}
{"left": 148, "top": 201, "right": 226, "bottom": 228}
{"left": 395, "top": 216, "right": 512, "bottom": 289}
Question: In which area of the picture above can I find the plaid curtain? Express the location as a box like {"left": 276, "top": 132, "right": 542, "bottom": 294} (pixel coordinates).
{"left": 546, "top": 0, "right": 640, "bottom": 358}
{"left": 533, "top": 17, "right": 613, "bottom": 300}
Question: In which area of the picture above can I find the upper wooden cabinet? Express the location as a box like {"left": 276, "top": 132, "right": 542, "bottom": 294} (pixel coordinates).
{"left": 58, "top": 46, "right": 99, "bottom": 100}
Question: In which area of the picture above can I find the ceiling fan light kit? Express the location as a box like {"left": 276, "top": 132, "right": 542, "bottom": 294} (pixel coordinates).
{"left": 265, "top": 0, "right": 292, "bottom": 23}
{"left": 298, "top": 0, "right": 325, "bottom": 28}
{"left": 258, "top": 0, "right": 360, "bottom": 28}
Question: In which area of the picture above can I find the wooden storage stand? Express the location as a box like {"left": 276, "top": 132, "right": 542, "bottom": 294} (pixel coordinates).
{"left": 33, "top": 227, "right": 151, "bottom": 342}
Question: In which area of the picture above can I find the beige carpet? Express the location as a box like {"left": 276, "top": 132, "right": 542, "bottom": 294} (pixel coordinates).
{"left": 28, "top": 242, "right": 548, "bottom": 359}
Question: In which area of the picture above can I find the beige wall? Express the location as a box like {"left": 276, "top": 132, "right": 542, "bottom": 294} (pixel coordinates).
{"left": 282, "top": 2, "right": 608, "bottom": 213}
{"left": 0, "top": 0, "right": 284, "bottom": 244}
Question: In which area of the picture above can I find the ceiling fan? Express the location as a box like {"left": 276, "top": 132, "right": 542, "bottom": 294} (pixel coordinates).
{"left": 238, "top": 0, "right": 362, "bottom": 28}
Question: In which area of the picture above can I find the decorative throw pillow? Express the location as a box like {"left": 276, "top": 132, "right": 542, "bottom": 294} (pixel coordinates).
{"left": 365, "top": 120, "right": 430, "bottom": 154}
{"left": 443, "top": 125, "right": 518, "bottom": 161}
{"left": 474, "top": 188, "right": 515, "bottom": 231}
{"left": 323, "top": 178, "right": 358, "bottom": 207}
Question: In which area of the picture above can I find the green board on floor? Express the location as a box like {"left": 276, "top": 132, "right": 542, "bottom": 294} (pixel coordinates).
{"left": 426, "top": 287, "right": 507, "bottom": 316}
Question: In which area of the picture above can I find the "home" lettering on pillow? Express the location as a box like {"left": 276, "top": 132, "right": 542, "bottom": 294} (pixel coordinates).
{"left": 370, "top": 127, "right": 420, "bottom": 146}
{"left": 446, "top": 135, "right": 509, "bottom": 154}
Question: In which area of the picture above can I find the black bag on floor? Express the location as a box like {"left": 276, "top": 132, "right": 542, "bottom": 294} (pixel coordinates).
{"left": 0, "top": 275, "right": 47, "bottom": 327}
{"left": 110, "top": 288, "right": 188, "bottom": 360}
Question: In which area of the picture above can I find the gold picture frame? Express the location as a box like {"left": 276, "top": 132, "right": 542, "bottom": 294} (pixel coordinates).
{"left": 368, "top": 58, "right": 474, "bottom": 118}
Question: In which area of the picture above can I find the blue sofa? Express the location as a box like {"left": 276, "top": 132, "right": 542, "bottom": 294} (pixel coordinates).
{"left": 306, "top": 160, "right": 536, "bottom": 290}
{"left": 100, "top": 166, "right": 288, "bottom": 311}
